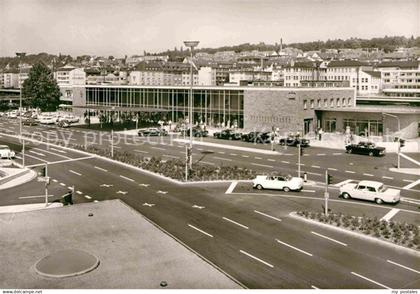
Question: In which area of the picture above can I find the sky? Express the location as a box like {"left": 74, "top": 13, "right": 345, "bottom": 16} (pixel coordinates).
{"left": 1, "top": 0, "right": 419, "bottom": 57}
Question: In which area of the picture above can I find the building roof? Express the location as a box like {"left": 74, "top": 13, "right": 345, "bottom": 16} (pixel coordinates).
{"left": 327, "top": 60, "right": 366, "bottom": 67}
{"left": 316, "top": 105, "right": 420, "bottom": 114}
{"left": 362, "top": 70, "right": 381, "bottom": 78}
{"left": 376, "top": 61, "right": 419, "bottom": 69}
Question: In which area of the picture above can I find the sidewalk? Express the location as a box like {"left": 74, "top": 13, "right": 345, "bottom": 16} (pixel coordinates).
{"left": 0, "top": 202, "right": 63, "bottom": 214}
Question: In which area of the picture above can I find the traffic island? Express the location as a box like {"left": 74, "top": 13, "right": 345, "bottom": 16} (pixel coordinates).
{"left": 0, "top": 166, "right": 37, "bottom": 190}
{"left": 290, "top": 211, "right": 420, "bottom": 253}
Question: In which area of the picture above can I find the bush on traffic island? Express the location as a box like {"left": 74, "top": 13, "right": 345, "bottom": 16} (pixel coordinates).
{"left": 296, "top": 210, "right": 419, "bottom": 251}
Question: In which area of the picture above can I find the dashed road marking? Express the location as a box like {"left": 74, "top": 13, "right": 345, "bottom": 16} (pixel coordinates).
{"left": 239, "top": 250, "right": 273, "bottom": 268}
{"left": 84, "top": 195, "right": 92, "bottom": 199}
{"left": 214, "top": 156, "right": 231, "bottom": 161}
{"left": 116, "top": 191, "right": 128, "bottom": 195}
{"left": 267, "top": 159, "right": 276, "bottom": 162}
{"left": 151, "top": 146, "right": 166, "bottom": 151}
{"left": 317, "top": 153, "right": 326, "bottom": 156}
{"left": 254, "top": 156, "right": 262, "bottom": 160}
{"left": 311, "top": 165, "right": 320, "bottom": 168}
{"left": 60, "top": 183, "right": 66, "bottom": 186}
{"left": 192, "top": 205, "right": 205, "bottom": 209}
{"left": 188, "top": 224, "right": 213, "bottom": 238}
{"left": 163, "top": 154, "right": 179, "bottom": 159}
{"left": 311, "top": 285, "right": 320, "bottom": 290}
{"left": 139, "top": 183, "right": 150, "bottom": 187}
{"left": 120, "top": 175, "right": 135, "bottom": 182}
{"left": 134, "top": 149, "right": 149, "bottom": 154}
{"left": 241, "top": 155, "right": 249, "bottom": 158}
{"left": 345, "top": 170, "right": 356, "bottom": 174}
{"left": 281, "top": 160, "right": 290, "bottom": 164}
{"left": 382, "top": 176, "right": 394, "bottom": 180}
{"left": 350, "top": 272, "right": 390, "bottom": 289}
{"left": 334, "top": 179, "right": 354, "bottom": 187}
{"left": 363, "top": 173, "right": 374, "bottom": 177}
{"left": 386, "top": 260, "right": 420, "bottom": 275}
{"left": 157, "top": 190, "right": 168, "bottom": 194}
{"left": 251, "top": 163, "right": 273, "bottom": 168}
{"left": 333, "top": 153, "right": 342, "bottom": 155}
{"left": 328, "top": 167, "right": 338, "bottom": 171}
{"left": 200, "top": 161, "right": 215, "bottom": 165}
{"left": 76, "top": 191, "right": 83, "bottom": 195}
{"left": 301, "top": 190, "right": 316, "bottom": 193}
{"left": 222, "top": 217, "right": 249, "bottom": 229}
{"left": 94, "top": 166, "right": 108, "bottom": 172}
{"left": 380, "top": 208, "right": 400, "bottom": 221}
{"left": 29, "top": 150, "right": 45, "bottom": 157}
{"left": 403, "top": 179, "right": 420, "bottom": 190}
{"left": 100, "top": 184, "right": 113, "bottom": 187}
{"left": 254, "top": 210, "right": 282, "bottom": 222}
{"left": 218, "top": 151, "right": 225, "bottom": 154}
{"left": 230, "top": 153, "right": 237, "bottom": 156}
{"left": 225, "top": 181, "right": 238, "bottom": 194}
{"left": 52, "top": 179, "right": 58, "bottom": 183}
{"left": 275, "top": 239, "right": 313, "bottom": 257}
{"left": 69, "top": 170, "right": 82, "bottom": 176}
{"left": 143, "top": 203, "right": 155, "bottom": 207}
{"left": 311, "top": 231, "right": 347, "bottom": 246}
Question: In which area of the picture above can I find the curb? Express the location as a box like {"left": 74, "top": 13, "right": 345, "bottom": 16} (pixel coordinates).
{"left": 1, "top": 132, "right": 253, "bottom": 186}
{"left": 289, "top": 211, "right": 420, "bottom": 257}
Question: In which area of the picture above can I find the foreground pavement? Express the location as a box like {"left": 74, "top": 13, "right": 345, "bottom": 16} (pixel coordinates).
{"left": 1, "top": 134, "right": 419, "bottom": 289}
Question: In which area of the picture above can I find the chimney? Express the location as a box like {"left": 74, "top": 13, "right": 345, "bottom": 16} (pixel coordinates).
{"left": 280, "top": 38, "right": 283, "bottom": 53}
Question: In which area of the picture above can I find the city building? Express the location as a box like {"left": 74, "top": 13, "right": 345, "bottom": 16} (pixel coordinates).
{"left": 3, "top": 71, "right": 19, "bottom": 88}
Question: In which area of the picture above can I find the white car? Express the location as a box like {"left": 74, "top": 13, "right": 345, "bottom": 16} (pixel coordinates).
{"left": 253, "top": 175, "right": 304, "bottom": 192}
{"left": 39, "top": 115, "right": 58, "bottom": 124}
{"left": 340, "top": 180, "right": 400, "bottom": 204}
{"left": 58, "top": 115, "right": 79, "bottom": 123}
{"left": 0, "top": 145, "right": 16, "bottom": 159}
{"left": 7, "top": 111, "right": 18, "bottom": 119}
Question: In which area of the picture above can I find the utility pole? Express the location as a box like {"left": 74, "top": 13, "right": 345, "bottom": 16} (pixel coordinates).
{"left": 111, "top": 129, "right": 114, "bottom": 158}
{"left": 16, "top": 52, "right": 26, "bottom": 167}
{"left": 297, "top": 144, "right": 301, "bottom": 178}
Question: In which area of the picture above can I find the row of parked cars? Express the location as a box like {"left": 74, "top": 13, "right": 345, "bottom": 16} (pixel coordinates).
{"left": 1, "top": 110, "right": 79, "bottom": 128}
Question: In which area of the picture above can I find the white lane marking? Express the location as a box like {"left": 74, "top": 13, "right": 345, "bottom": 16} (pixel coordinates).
{"left": 94, "top": 166, "right": 108, "bottom": 172}
{"left": 188, "top": 224, "right": 213, "bottom": 238}
{"left": 241, "top": 155, "right": 249, "bottom": 158}
{"left": 52, "top": 179, "right": 58, "bottom": 183}
{"left": 382, "top": 176, "right": 394, "bottom": 180}
{"left": 334, "top": 179, "right": 354, "bottom": 187}
{"left": 50, "top": 147, "right": 66, "bottom": 154}
{"left": 116, "top": 191, "right": 128, "bottom": 195}
{"left": 60, "top": 183, "right": 66, "bottom": 186}
{"left": 151, "top": 146, "right": 166, "bottom": 151}
{"left": 254, "top": 156, "right": 262, "bottom": 160}
{"left": 387, "top": 260, "right": 420, "bottom": 275}
{"left": 76, "top": 191, "right": 83, "bottom": 195}
{"left": 93, "top": 200, "right": 99, "bottom": 203}
{"left": 29, "top": 150, "right": 45, "bottom": 157}
{"left": 192, "top": 205, "right": 205, "bottom": 209}
{"left": 284, "top": 153, "right": 293, "bottom": 156}
{"left": 230, "top": 153, "right": 237, "bottom": 156}
{"left": 201, "top": 161, "right": 215, "bottom": 165}
{"left": 275, "top": 239, "right": 313, "bottom": 257}
{"left": 143, "top": 202, "right": 155, "bottom": 207}
{"left": 403, "top": 179, "right": 414, "bottom": 183}
{"left": 380, "top": 208, "right": 400, "bottom": 221}
{"left": 225, "top": 181, "right": 238, "bottom": 194}
{"left": 251, "top": 163, "right": 274, "bottom": 168}
{"left": 15, "top": 155, "right": 22, "bottom": 159}
{"left": 301, "top": 190, "right": 316, "bottom": 193}
{"left": 267, "top": 159, "right": 276, "bottom": 162}
{"left": 213, "top": 156, "right": 232, "bottom": 161}
{"left": 134, "top": 149, "right": 149, "bottom": 154}
{"left": 120, "top": 175, "right": 135, "bottom": 182}
{"left": 333, "top": 153, "right": 342, "bottom": 155}
{"left": 311, "top": 285, "right": 320, "bottom": 289}
{"left": 33, "top": 148, "right": 72, "bottom": 159}
{"left": 296, "top": 163, "right": 305, "bottom": 166}
{"left": 69, "top": 170, "right": 82, "bottom": 176}
{"left": 197, "top": 148, "right": 204, "bottom": 151}
{"left": 139, "top": 183, "right": 150, "bottom": 187}
{"left": 239, "top": 250, "right": 273, "bottom": 268}
{"left": 281, "top": 160, "right": 290, "bottom": 164}
{"left": 218, "top": 151, "right": 225, "bottom": 154}
{"left": 100, "top": 184, "right": 113, "bottom": 187}
{"left": 84, "top": 195, "right": 92, "bottom": 199}
{"left": 363, "top": 173, "right": 374, "bottom": 177}
{"left": 350, "top": 272, "right": 391, "bottom": 289}
{"left": 403, "top": 179, "right": 420, "bottom": 190}
{"left": 311, "top": 165, "right": 320, "bottom": 168}
{"left": 19, "top": 195, "right": 54, "bottom": 199}
{"left": 163, "top": 154, "right": 179, "bottom": 159}
{"left": 311, "top": 231, "right": 348, "bottom": 246}
{"left": 157, "top": 190, "right": 168, "bottom": 194}
{"left": 222, "top": 217, "right": 249, "bottom": 229}
{"left": 317, "top": 153, "right": 326, "bottom": 156}
{"left": 254, "top": 210, "right": 282, "bottom": 222}
{"left": 328, "top": 167, "right": 338, "bottom": 171}
{"left": 345, "top": 170, "right": 356, "bottom": 174}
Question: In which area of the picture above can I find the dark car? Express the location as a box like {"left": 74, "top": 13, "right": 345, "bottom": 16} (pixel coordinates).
{"left": 279, "top": 136, "right": 310, "bottom": 147}
{"left": 345, "top": 142, "right": 385, "bottom": 156}
{"left": 138, "top": 128, "right": 168, "bottom": 137}
{"left": 182, "top": 128, "right": 209, "bottom": 137}
{"left": 213, "top": 129, "right": 242, "bottom": 140}
{"left": 22, "top": 117, "right": 39, "bottom": 126}
{"left": 57, "top": 120, "right": 71, "bottom": 128}
{"left": 242, "top": 131, "right": 272, "bottom": 144}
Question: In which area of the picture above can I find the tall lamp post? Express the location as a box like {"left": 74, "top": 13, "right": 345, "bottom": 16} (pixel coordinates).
{"left": 382, "top": 112, "right": 401, "bottom": 168}
{"left": 16, "top": 52, "right": 26, "bottom": 167}
{"left": 183, "top": 40, "right": 199, "bottom": 180}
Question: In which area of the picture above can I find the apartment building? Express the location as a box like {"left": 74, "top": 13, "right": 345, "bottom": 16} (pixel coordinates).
{"left": 283, "top": 61, "right": 326, "bottom": 87}
{"left": 3, "top": 71, "right": 19, "bottom": 88}
{"left": 55, "top": 65, "right": 86, "bottom": 86}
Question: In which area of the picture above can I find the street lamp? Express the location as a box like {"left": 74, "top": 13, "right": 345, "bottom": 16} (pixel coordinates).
{"left": 382, "top": 112, "right": 401, "bottom": 168}
{"left": 183, "top": 40, "right": 199, "bottom": 181}
{"left": 16, "top": 52, "right": 26, "bottom": 167}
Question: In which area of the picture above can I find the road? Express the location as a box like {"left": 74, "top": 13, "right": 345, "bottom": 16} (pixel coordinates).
{"left": 1, "top": 131, "right": 419, "bottom": 289}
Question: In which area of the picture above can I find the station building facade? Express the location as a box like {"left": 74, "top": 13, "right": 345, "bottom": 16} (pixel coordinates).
{"left": 71, "top": 85, "right": 355, "bottom": 135}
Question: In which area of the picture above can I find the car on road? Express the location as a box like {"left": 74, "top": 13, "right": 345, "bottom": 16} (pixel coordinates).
{"left": 241, "top": 131, "right": 272, "bottom": 144}
{"left": 138, "top": 128, "right": 168, "bottom": 137}
{"left": 340, "top": 180, "right": 400, "bottom": 204}
{"left": 22, "top": 117, "right": 39, "bottom": 126}
{"left": 6, "top": 111, "right": 18, "bottom": 119}
{"left": 57, "top": 120, "right": 71, "bottom": 128}
{"left": 345, "top": 142, "right": 385, "bottom": 156}
{"left": 213, "top": 129, "right": 242, "bottom": 140}
{"left": 0, "top": 145, "right": 16, "bottom": 159}
{"left": 58, "top": 115, "right": 79, "bottom": 123}
{"left": 39, "top": 114, "right": 58, "bottom": 124}
{"left": 279, "top": 135, "right": 310, "bottom": 147}
{"left": 253, "top": 175, "right": 304, "bottom": 192}
{"left": 182, "top": 128, "right": 209, "bottom": 137}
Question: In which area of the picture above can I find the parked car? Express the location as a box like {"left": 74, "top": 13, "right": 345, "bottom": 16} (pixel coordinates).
{"left": 6, "top": 111, "right": 18, "bottom": 119}
{"left": 253, "top": 175, "right": 303, "bottom": 192}
{"left": 345, "top": 142, "right": 385, "bottom": 156}
{"left": 57, "top": 120, "right": 71, "bottom": 128}
{"left": 39, "top": 114, "right": 58, "bottom": 124}
{"left": 241, "top": 131, "right": 272, "bottom": 144}
{"left": 340, "top": 180, "right": 400, "bottom": 204}
{"left": 58, "top": 115, "right": 79, "bottom": 123}
{"left": 22, "top": 117, "right": 39, "bottom": 126}
{"left": 182, "top": 128, "right": 209, "bottom": 137}
{"left": 0, "top": 145, "right": 16, "bottom": 159}
{"left": 279, "top": 135, "right": 310, "bottom": 147}
{"left": 213, "top": 129, "right": 242, "bottom": 140}
{"left": 138, "top": 128, "right": 168, "bottom": 137}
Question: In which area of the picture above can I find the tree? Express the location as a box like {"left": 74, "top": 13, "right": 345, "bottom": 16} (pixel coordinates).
{"left": 22, "top": 62, "right": 61, "bottom": 111}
